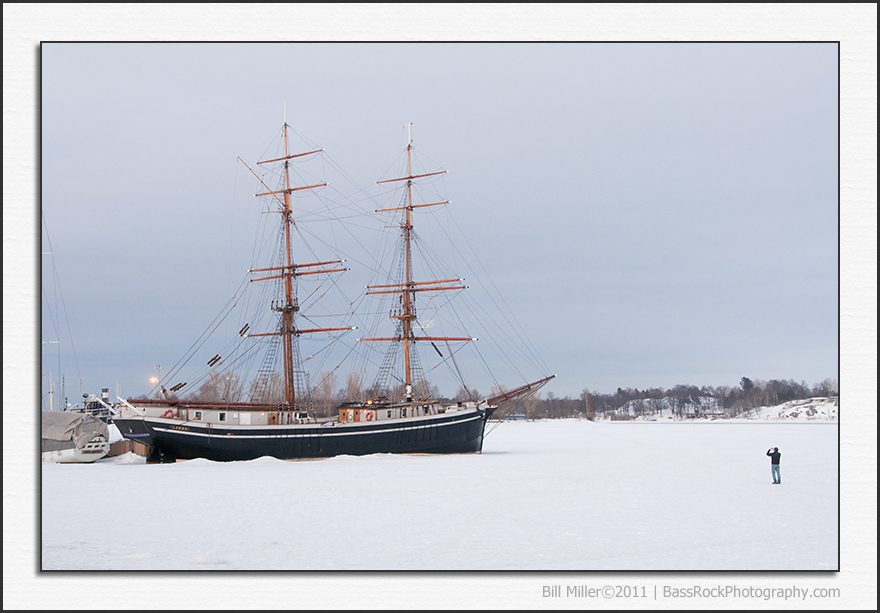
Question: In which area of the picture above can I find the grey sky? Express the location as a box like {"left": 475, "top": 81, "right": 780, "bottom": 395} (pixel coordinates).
{"left": 37, "top": 41, "right": 840, "bottom": 401}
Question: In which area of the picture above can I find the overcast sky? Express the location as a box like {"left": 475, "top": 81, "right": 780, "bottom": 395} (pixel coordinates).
{"left": 34, "top": 40, "right": 842, "bottom": 401}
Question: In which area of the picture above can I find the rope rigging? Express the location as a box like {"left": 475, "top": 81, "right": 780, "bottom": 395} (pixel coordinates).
{"left": 149, "top": 123, "right": 552, "bottom": 410}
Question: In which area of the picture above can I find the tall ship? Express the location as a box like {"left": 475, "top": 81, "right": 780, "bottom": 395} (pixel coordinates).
{"left": 113, "top": 117, "right": 553, "bottom": 462}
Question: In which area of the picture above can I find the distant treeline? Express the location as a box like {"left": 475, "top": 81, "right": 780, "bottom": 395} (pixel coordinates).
{"left": 158, "top": 370, "right": 837, "bottom": 422}
{"left": 501, "top": 377, "right": 839, "bottom": 421}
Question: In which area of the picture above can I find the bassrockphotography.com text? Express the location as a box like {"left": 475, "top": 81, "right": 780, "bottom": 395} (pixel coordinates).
{"left": 542, "top": 584, "right": 841, "bottom": 603}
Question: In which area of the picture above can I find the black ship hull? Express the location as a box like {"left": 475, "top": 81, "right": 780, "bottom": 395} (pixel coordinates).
{"left": 114, "top": 407, "right": 492, "bottom": 463}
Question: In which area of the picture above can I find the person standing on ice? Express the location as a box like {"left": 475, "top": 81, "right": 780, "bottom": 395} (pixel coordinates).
{"left": 767, "top": 447, "right": 782, "bottom": 484}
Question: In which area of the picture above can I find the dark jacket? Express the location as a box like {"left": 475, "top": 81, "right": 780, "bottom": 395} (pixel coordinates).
{"left": 767, "top": 449, "right": 781, "bottom": 465}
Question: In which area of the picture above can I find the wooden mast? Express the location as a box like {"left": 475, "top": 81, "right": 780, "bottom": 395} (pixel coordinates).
{"left": 401, "top": 126, "right": 415, "bottom": 400}
{"left": 280, "top": 121, "right": 297, "bottom": 408}
{"left": 247, "top": 115, "right": 352, "bottom": 410}
{"left": 361, "top": 124, "right": 474, "bottom": 403}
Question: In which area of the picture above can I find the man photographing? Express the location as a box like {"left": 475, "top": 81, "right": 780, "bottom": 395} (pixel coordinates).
{"left": 767, "top": 447, "right": 782, "bottom": 484}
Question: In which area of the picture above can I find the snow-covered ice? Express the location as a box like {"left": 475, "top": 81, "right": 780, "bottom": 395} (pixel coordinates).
{"left": 42, "top": 418, "right": 837, "bottom": 572}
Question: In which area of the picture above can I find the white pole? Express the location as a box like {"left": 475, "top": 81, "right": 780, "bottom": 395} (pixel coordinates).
{"left": 42, "top": 340, "right": 59, "bottom": 411}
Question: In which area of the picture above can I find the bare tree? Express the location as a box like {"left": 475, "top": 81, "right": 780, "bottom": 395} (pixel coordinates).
{"left": 818, "top": 378, "right": 838, "bottom": 397}
{"left": 521, "top": 392, "right": 541, "bottom": 421}
{"left": 312, "top": 371, "right": 339, "bottom": 418}
{"left": 455, "top": 385, "right": 481, "bottom": 402}
{"left": 581, "top": 388, "right": 596, "bottom": 421}
{"left": 195, "top": 371, "right": 243, "bottom": 403}
{"left": 409, "top": 379, "right": 439, "bottom": 401}
{"left": 343, "top": 371, "right": 365, "bottom": 403}
{"left": 247, "top": 372, "right": 284, "bottom": 403}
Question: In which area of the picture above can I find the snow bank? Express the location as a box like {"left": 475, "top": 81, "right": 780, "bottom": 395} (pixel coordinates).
{"left": 740, "top": 397, "right": 838, "bottom": 421}
{"left": 619, "top": 397, "right": 839, "bottom": 422}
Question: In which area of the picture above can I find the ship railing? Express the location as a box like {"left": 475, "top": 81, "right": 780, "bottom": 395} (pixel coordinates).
{"left": 116, "top": 397, "right": 145, "bottom": 417}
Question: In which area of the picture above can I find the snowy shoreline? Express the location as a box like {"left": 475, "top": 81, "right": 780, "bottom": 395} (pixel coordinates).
{"left": 597, "top": 396, "right": 838, "bottom": 423}
{"left": 44, "top": 419, "right": 838, "bottom": 572}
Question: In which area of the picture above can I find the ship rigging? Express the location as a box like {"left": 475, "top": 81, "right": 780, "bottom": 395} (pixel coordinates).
{"left": 113, "top": 115, "right": 554, "bottom": 462}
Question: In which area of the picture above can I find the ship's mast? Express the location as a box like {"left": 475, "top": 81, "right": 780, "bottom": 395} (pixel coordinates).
{"left": 361, "top": 124, "right": 474, "bottom": 403}
{"left": 401, "top": 128, "right": 416, "bottom": 399}
{"left": 279, "top": 123, "right": 297, "bottom": 406}
{"left": 246, "top": 118, "right": 352, "bottom": 408}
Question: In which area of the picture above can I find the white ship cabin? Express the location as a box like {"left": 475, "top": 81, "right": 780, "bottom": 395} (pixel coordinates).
{"left": 192, "top": 408, "right": 312, "bottom": 426}
{"left": 338, "top": 402, "right": 440, "bottom": 423}
{"left": 130, "top": 398, "right": 480, "bottom": 426}
{"left": 133, "top": 402, "right": 313, "bottom": 426}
